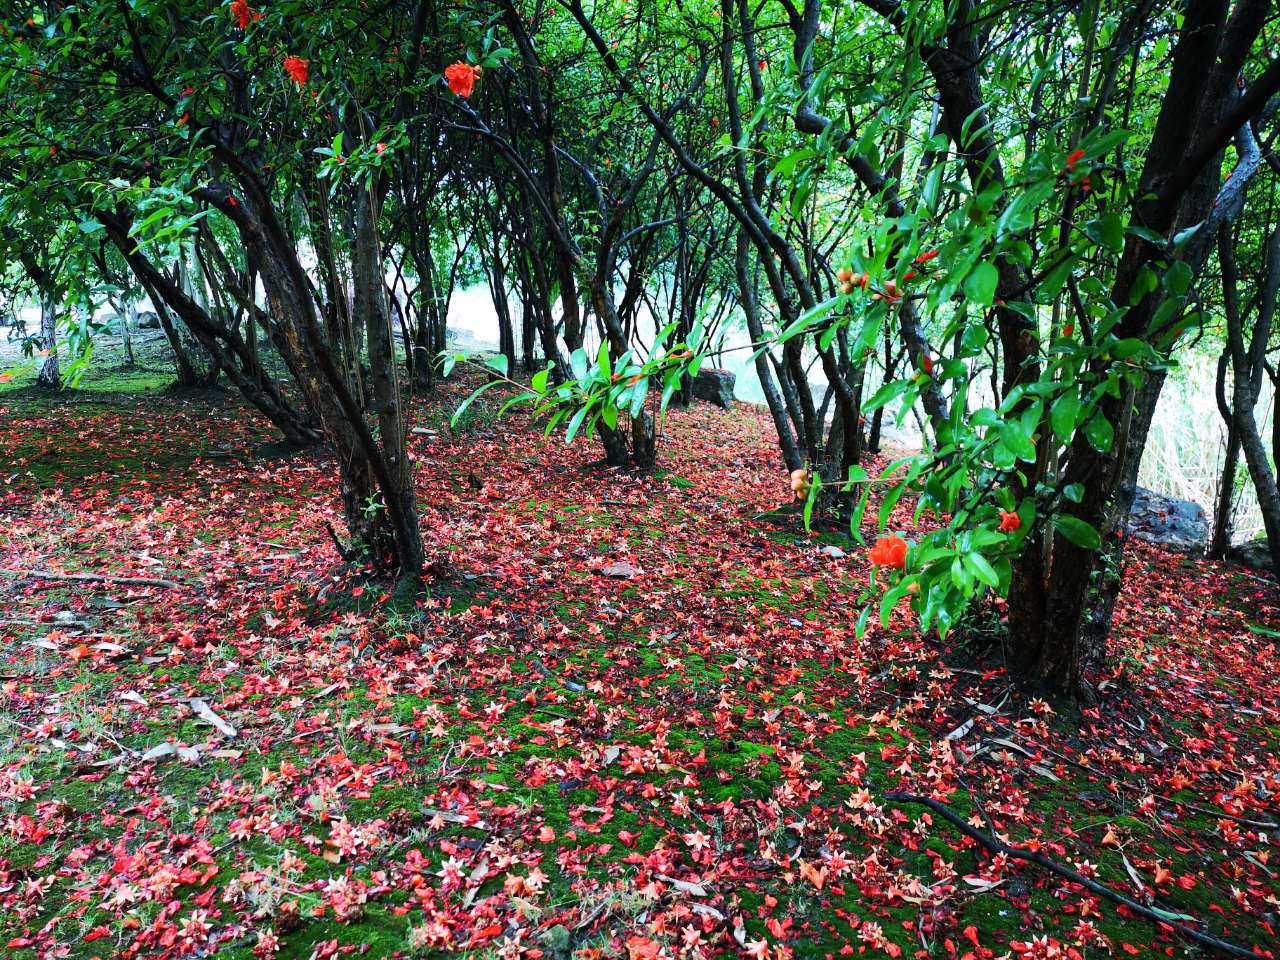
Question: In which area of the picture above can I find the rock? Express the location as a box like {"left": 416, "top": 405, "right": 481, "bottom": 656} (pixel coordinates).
{"left": 1227, "top": 537, "right": 1274, "bottom": 572}
{"left": 818, "top": 545, "right": 846, "bottom": 559}
{"left": 692, "top": 368, "right": 736, "bottom": 409}
{"left": 136, "top": 311, "right": 161, "bottom": 329}
{"left": 1124, "top": 486, "right": 1207, "bottom": 553}
{"left": 600, "top": 560, "right": 642, "bottom": 579}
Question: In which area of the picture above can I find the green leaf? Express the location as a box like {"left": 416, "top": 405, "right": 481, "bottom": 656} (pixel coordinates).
{"left": 1164, "top": 260, "right": 1193, "bottom": 297}
{"left": 1083, "top": 411, "right": 1113, "bottom": 452}
{"left": 1000, "top": 418, "right": 1037, "bottom": 463}
{"left": 570, "top": 348, "right": 589, "bottom": 386}
{"left": 486, "top": 354, "right": 508, "bottom": 377}
{"left": 863, "top": 378, "right": 911, "bottom": 414}
{"left": 1085, "top": 213, "right": 1125, "bottom": 253}
{"left": 1054, "top": 514, "right": 1101, "bottom": 550}
{"left": 1050, "top": 387, "right": 1079, "bottom": 443}
{"left": 565, "top": 403, "right": 590, "bottom": 444}
{"left": 964, "top": 552, "right": 1000, "bottom": 588}
{"left": 880, "top": 580, "right": 912, "bottom": 627}
{"left": 963, "top": 262, "right": 999, "bottom": 307}
{"left": 1110, "top": 338, "right": 1146, "bottom": 360}
{"left": 451, "top": 380, "right": 500, "bottom": 428}
{"left": 802, "top": 471, "right": 821, "bottom": 530}
{"left": 1128, "top": 265, "right": 1159, "bottom": 305}
{"left": 628, "top": 376, "right": 649, "bottom": 417}
{"left": 922, "top": 166, "right": 943, "bottom": 214}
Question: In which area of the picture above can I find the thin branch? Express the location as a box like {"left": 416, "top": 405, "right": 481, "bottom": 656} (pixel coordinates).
{"left": 886, "top": 792, "right": 1272, "bottom": 960}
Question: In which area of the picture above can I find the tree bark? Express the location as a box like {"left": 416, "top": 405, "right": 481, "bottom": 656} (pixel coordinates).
{"left": 35, "top": 295, "right": 60, "bottom": 390}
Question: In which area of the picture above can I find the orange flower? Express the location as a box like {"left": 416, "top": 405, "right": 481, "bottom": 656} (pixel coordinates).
{"left": 283, "top": 56, "right": 310, "bottom": 87}
{"left": 789, "top": 468, "right": 810, "bottom": 500}
{"left": 1066, "top": 148, "right": 1085, "bottom": 172}
{"left": 444, "top": 62, "right": 481, "bottom": 98}
{"left": 230, "top": 0, "right": 261, "bottom": 30}
{"left": 914, "top": 248, "right": 939, "bottom": 264}
{"left": 868, "top": 535, "right": 908, "bottom": 569}
{"left": 999, "top": 510, "right": 1021, "bottom": 532}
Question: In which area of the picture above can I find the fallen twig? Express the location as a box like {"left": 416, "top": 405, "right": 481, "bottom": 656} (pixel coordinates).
{"left": 533, "top": 657, "right": 586, "bottom": 693}
{"left": 886, "top": 792, "right": 1271, "bottom": 960}
{"left": 968, "top": 713, "right": 1278, "bottom": 830}
{"left": 2, "top": 569, "right": 184, "bottom": 589}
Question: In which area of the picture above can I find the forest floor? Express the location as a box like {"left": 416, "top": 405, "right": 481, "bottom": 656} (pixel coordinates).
{"left": 1, "top": 357, "right": 1278, "bottom": 960}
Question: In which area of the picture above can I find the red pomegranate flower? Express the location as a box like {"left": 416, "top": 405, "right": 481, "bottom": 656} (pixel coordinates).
{"left": 283, "top": 56, "right": 310, "bottom": 87}
{"left": 999, "top": 510, "right": 1021, "bottom": 532}
{"left": 1066, "top": 148, "right": 1085, "bottom": 172}
{"left": 914, "top": 248, "right": 939, "bottom": 264}
{"left": 230, "top": 0, "right": 262, "bottom": 30}
{"left": 868, "top": 535, "right": 908, "bottom": 569}
{"left": 444, "top": 62, "right": 481, "bottom": 98}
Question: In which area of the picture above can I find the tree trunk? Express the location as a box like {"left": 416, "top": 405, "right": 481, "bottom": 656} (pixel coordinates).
{"left": 1208, "top": 349, "right": 1241, "bottom": 559}
{"left": 36, "top": 296, "right": 60, "bottom": 389}
{"left": 1224, "top": 223, "right": 1280, "bottom": 580}
{"left": 735, "top": 231, "right": 803, "bottom": 471}
{"left": 119, "top": 297, "right": 136, "bottom": 366}
{"left": 1004, "top": 0, "right": 1275, "bottom": 692}
{"left": 353, "top": 190, "right": 426, "bottom": 576}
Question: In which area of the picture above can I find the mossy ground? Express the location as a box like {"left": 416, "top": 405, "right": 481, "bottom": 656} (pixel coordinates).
{"left": 1, "top": 356, "right": 1277, "bottom": 959}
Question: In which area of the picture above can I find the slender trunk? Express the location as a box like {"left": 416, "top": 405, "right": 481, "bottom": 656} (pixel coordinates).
{"left": 490, "top": 250, "right": 516, "bottom": 373}
{"left": 1208, "top": 349, "right": 1241, "bottom": 559}
{"left": 110, "top": 222, "right": 317, "bottom": 444}
{"left": 348, "top": 189, "right": 426, "bottom": 576}
{"left": 736, "top": 231, "right": 802, "bottom": 470}
{"left": 149, "top": 283, "right": 201, "bottom": 387}
{"left": 35, "top": 296, "right": 60, "bottom": 389}
{"left": 1224, "top": 224, "right": 1280, "bottom": 580}
{"left": 119, "top": 298, "right": 136, "bottom": 366}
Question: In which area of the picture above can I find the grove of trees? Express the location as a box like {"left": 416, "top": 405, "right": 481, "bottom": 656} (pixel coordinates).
{"left": 3, "top": 0, "right": 1278, "bottom": 699}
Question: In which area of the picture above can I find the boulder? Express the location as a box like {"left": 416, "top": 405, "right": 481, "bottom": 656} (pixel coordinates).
{"left": 136, "top": 310, "right": 161, "bottom": 329}
{"left": 1227, "top": 537, "right": 1274, "bottom": 572}
{"left": 692, "top": 368, "right": 736, "bottom": 409}
{"left": 1124, "top": 486, "right": 1208, "bottom": 553}
{"left": 600, "top": 560, "right": 642, "bottom": 579}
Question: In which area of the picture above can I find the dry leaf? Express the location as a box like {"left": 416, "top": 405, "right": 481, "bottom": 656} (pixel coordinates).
{"left": 187, "top": 697, "right": 238, "bottom": 738}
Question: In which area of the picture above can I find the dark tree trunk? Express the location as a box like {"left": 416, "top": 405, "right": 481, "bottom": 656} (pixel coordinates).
{"left": 1223, "top": 223, "right": 1280, "bottom": 580}
{"left": 735, "top": 231, "right": 803, "bottom": 470}
{"left": 1208, "top": 349, "right": 1241, "bottom": 560}
{"left": 352, "top": 191, "right": 426, "bottom": 575}
{"left": 107, "top": 219, "right": 318, "bottom": 446}
{"left": 1004, "top": 0, "right": 1277, "bottom": 693}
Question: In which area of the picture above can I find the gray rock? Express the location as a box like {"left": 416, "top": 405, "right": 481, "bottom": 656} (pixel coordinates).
{"left": 1227, "top": 537, "right": 1274, "bottom": 572}
{"left": 818, "top": 545, "right": 846, "bottom": 559}
{"left": 136, "top": 311, "right": 161, "bottom": 329}
{"left": 1124, "top": 486, "right": 1207, "bottom": 552}
{"left": 600, "top": 560, "right": 642, "bottom": 579}
{"left": 692, "top": 368, "right": 736, "bottom": 409}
